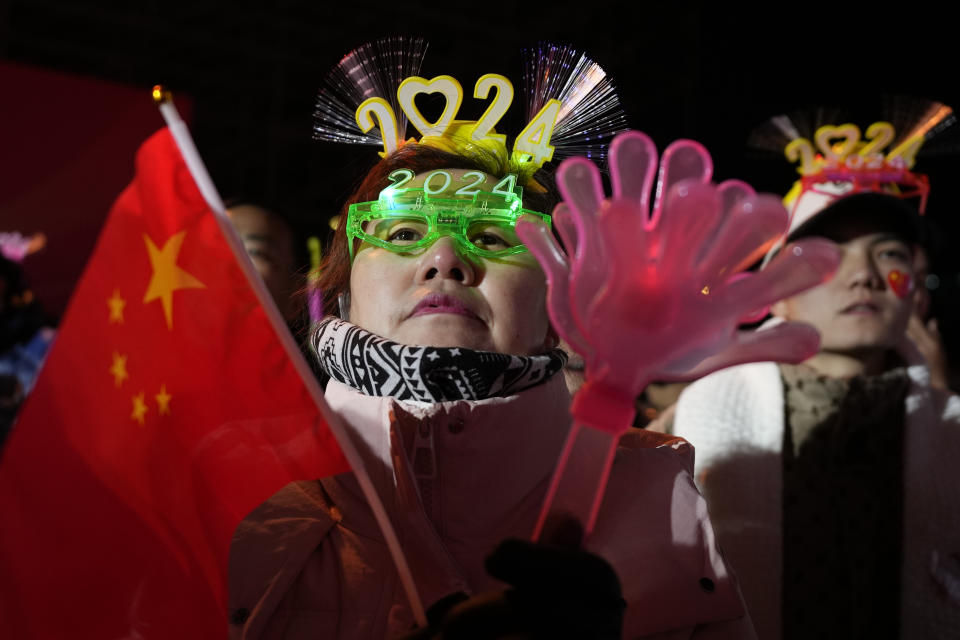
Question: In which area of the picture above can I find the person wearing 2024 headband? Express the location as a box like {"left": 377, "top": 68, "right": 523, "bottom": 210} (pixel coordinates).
{"left": 228, "top": 142, "right": 760, "bottom": 639}
{"left": 228, "top": 40, "right": 760, "bottom": 639}
{"left": 667, "top": 117, "right": 960, "bottom": 639}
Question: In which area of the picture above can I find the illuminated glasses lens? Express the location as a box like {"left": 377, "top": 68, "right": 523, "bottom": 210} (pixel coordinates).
{"left": 362, "top": 215, "right": 524, "bottom": 253}
{"left": 465, "top": 219, "right": 524, "bottom": 252}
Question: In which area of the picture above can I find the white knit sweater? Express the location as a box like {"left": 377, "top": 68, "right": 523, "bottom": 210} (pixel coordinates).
{"left": 673, "top": 361, "right": 960, "bottom": 639}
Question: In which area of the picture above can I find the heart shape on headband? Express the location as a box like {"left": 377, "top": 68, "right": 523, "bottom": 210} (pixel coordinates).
{"left": 397, "top": 75, "right": 464, "bottom": 138}
{"left": 814, "top": 124, "right": 861, "bottom": 164}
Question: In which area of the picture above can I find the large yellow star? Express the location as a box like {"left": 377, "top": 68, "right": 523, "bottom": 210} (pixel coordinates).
{"left": 108, "top": 289, "right": 126, "bottom": 323}
{"left": 110, "top": 351, "right": 129, "bottom": 387}
{"left": 155, "top": 384, "right": 172, "bottom": 416}
{"left": 143, "top": 231, "right": 205, "bottom": 330}
{"left": 131, "top": 391, "right": 148, "bottom": 425}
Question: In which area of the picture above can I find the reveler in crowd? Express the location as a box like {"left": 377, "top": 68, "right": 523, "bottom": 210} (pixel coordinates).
{"left": 226, "top": 199, "right": 305, "bottom": 325}
{"left": 667, "top": 113, "right": 960, "bottom": 639}
{"left": 907, "top": 242, "right": 959, "bottom": 393}
{"left": 227, "top": 39, "right": 767, "bottom": 639}
{"left": 0, "top": 232, "right": 55, "bottom": 446}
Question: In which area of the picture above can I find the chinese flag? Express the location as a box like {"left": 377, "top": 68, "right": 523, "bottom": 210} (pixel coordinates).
{"left": 0, "top": 129, "right": 349, "bottom": 638}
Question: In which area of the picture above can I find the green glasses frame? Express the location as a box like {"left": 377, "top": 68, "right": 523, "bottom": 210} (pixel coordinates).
{"left": 346, "top": 186, "right": 552, "bottom": 261}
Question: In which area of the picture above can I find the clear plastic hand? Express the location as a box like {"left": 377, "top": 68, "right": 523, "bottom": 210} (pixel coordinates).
{"left": 516, "top": 130, "right": 840, "bottom": 540}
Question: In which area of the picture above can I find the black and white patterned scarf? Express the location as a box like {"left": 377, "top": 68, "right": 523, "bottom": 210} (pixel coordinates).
{"left": 311, "top": 317, "right": 567, "bottom": 402}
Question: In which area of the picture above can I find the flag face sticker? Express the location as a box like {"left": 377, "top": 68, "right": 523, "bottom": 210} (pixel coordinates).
{"left": 0, "top": 129, "right": 349, "bottom": 639}
{"left": 887, "top": 269, "right": 912, "bottom": 299}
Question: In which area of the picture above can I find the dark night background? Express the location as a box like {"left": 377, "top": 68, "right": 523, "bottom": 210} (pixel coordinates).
{"left": 2, "top": 0, "right": 958, "bottom": 356}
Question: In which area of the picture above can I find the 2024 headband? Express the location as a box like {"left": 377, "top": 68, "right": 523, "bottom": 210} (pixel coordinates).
{"left": 313, "top": 38, "right": 629, "bottom": 174}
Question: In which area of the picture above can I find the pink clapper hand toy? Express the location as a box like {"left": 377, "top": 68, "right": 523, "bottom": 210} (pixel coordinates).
{"left": 516, "top": 130, "right": 840, "bottom": 541}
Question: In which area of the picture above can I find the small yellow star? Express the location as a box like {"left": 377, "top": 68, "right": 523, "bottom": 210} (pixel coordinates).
{"left": 107, "top": 289, "right": 126, "bottom": 324}
{"left": 110, "top": 352, "right": 129, "bottom": 387}
{"left": 131, "top": 392, "right": 148, "bottom": 425}
{"left": 155, "top": 384, "right": 172, "bottom": 416}
{"left": 143, "top": 231, "right": 205, "bottom": 330}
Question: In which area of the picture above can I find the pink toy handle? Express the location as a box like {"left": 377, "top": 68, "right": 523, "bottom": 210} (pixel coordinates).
{"left": 532, "top": 423, "right": 618, "bottom": 542}
{"left": 532, "top": 382, "right": 637, "bottom": 541}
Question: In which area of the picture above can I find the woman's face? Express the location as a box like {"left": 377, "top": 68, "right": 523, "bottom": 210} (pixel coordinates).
{"left": 348, "top": 169, "right": 554, "bottom": 355}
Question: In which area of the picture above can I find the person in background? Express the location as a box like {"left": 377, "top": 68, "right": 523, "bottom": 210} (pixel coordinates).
{"left": 226, "top": 199, "right": 305, "bottom": 324}
{"left": 668, "top": 131, "right": 960, "bottom": 638}
{"left": 906, "top": 243, "right": 958, "bottom": 393}
{"left": 0, "top": 233, "right": 55, "bottom": 446}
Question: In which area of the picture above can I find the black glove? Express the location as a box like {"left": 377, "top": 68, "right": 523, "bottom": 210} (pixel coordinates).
{"left": 402, "top": 517, "right": 625, "bottom": 639}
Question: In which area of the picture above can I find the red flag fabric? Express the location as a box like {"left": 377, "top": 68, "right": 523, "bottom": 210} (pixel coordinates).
{"left": 0, "top": 128, "right": 350, "bottom": 638}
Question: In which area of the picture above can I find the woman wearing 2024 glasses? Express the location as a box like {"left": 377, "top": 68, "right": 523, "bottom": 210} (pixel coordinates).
{"left": 228, "top": 39, "right": 760, "bottom": 639}
{"left": 228, "top": 143, "right": 756, "bottom": 640}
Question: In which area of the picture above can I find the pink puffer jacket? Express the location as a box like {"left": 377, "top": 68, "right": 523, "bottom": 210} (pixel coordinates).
{"left": 228, "top": 374, "right": 755, "bottom": 639}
